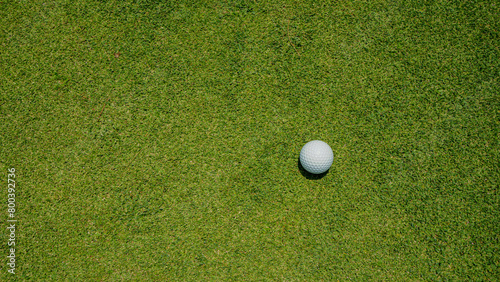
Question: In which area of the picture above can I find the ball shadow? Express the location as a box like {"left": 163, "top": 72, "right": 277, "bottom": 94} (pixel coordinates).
{"left": 297, "top": 157, "right": 329, "bottom": 180}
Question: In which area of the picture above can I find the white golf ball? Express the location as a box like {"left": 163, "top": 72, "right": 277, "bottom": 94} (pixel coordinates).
{"left": 299, "top": 140, "right": 334, "bottom": 174}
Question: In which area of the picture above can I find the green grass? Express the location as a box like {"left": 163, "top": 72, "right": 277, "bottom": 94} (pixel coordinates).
{"left": 1, "top": 0, "right": 499, "bottom": 280}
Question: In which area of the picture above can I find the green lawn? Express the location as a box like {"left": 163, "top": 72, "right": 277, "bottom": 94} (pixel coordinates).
{"left": 1, "top": 0, "right": 499, "bottom": 280}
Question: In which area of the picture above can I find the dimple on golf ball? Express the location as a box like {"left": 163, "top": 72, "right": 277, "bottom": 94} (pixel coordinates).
{"left": 299, "top": 140, "right": 334, "bottom": 174}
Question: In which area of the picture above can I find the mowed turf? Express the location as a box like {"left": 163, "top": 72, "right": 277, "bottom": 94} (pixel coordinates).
{"left": 1, "top": 0, "right": 499, "bottom": 280}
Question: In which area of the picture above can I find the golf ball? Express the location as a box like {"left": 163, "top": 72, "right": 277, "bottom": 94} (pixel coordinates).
{"left": 299, "top": 140, "right": 334, "bottom": 174}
